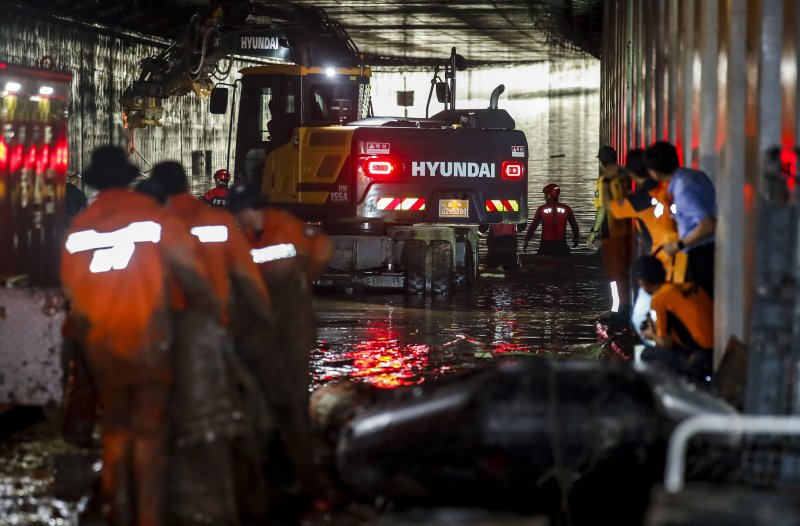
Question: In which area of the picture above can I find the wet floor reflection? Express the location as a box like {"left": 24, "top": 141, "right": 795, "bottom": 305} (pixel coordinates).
{"left": 312, "top": 91, "right": 605, "bottom": 390}
{"left": 313, "top": 254, "right": 609, "bottom": 390}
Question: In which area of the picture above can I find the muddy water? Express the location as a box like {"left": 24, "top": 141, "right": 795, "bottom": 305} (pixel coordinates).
{"left": 313, "top": 91, "right": 609, "bottom": 390}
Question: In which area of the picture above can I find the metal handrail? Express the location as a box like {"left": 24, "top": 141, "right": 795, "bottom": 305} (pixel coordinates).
{"left": 664, "top": 414, "right": 800, "bottom": 493}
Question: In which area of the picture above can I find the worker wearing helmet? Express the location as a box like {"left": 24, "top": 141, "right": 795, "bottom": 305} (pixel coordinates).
{"left": 203, "top": 169, "right": 231, "bottom": 207}
{"left": 60, "top": 146, "right": 218, "bottom": 526}
{"left": 150, "top": 162, "right": 274, "bottom": 524}
{"left": 228, "top": 181, "right": 333, "bottom": 499}
{"left": 523, "top": 183, "right": 579, "bottom": 256}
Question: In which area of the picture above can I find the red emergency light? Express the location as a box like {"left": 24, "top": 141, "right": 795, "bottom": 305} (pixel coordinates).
{"left": 9, "top": 144, "right": 22, "bottom": 174}
{"left": 363, "top": 156, "right": 401, "bottom": 178}
{"left": 36, "top": 144, "right": 49, "bottom": 174}
{"left": 51, "top": 141, "right": 68, "bottom": 174}
{"left": 501, "top": 160, "right": 524, "bottom": 180}
{"left": 23, "top": 145, "right": 36, "bottom": 170}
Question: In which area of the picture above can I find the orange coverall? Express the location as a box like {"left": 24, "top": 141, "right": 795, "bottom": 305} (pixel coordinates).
{"left": 240, "top": 208, "right": 333, "bottom": 492}
{"left": 169, "top": 192, "right": 272, "bottom": 323}
{"left": 60, "top": 189, "right": 215, "bottom": 526}
{"left": 166, "top": 192, "right": 277, "bottom": 524}
{"left": 609, "top": 181, "right": 681, "bottom": 280}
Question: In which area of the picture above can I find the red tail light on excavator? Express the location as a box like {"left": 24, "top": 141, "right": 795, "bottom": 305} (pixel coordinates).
{"left": 363, "top": 157, "right": 401, "bottom": 178}
{"left": 501, "top": 161, "right": 524, "bottom": 180}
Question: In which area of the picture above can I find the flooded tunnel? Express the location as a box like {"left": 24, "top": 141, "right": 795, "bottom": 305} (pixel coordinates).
{"left": 0, "top": 0, "right": 799, "bottom": 525}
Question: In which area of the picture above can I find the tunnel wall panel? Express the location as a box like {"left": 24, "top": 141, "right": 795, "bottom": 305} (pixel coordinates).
{"left": 0, "top": 13, "right": 245, "bottom": 195}
{"left": 600, "top": 0, "right": 799, "bottom": 363}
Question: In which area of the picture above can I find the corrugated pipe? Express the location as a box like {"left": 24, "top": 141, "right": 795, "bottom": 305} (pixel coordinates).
{"left": 665, "top": 414, "right": 800, "bottom": 493}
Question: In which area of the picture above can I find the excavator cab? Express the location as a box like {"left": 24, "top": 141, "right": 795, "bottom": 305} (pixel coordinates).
{"left": 232, "top": 65, "right": 370, "bottom": 201}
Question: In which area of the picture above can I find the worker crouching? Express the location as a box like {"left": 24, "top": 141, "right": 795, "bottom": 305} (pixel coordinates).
{"left": 635, "top": 256, "right": 714, "bottom": 384}
{"left": 228, "top": 181, "right": 334, "bottom": 502}
{"left": 60, "top": 147, "right": 219, "bottom": 526}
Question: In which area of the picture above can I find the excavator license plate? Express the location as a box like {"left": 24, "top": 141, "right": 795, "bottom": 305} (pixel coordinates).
{"left": 439, "top": 199, "right": 469, "bottom": 218}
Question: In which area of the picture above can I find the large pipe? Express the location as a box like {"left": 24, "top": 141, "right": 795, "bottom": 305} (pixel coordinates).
{"left": 664, "top": 414, "right": 800, "bottom": 493}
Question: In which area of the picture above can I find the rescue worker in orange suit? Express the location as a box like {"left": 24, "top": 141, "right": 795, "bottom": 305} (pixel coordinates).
{"left": 228, "top": 181, "right": 334, "bottom": 503}
{"left": 151, "top": 162, "right": 274, "bottom": 525}
{"left": 635, "top": 255, "right": 714, "bottom": 384}
{"left": 479, "top": 222, "right": 525, "bottom": 271}
{"left": 588, "top": 146, "right": 633, "bottom": 317}
{"left": 605, "top": 149, "right": 680, "bottom": 342}
{"left": 60, "top": 146, "right": 218, "bottom": 526}
{"left": 203, "top": 168, "right": 231, "bottom": 207}
{"left": 523, "top": 184, "right": 579, "bottom": 256}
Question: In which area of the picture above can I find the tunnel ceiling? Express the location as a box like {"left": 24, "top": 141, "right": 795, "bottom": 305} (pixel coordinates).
{"left": 2, "top": 0, "right": 603, "bottom": 67}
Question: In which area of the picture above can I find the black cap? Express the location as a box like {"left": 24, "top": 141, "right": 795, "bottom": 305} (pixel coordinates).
{"left": 597, "top": 146, "right": 617, "bottom": 166}
{"left": 151, "top": 161, "right": 188, "bottom": 196}
{"left": 625, "top": 149, "right": 649, "bottom": 178}
{"left": 228, "top": 181, "right": 267, "bottom": 213}
{"left": 645, "top": 141, "right": 680, "bottom": 174}
{"left": 134, "top": 178, "right": 168, "bottom": 205}
{"left": 83, "top": 146, "right": 140, "bottom": 190}
{"left": 633, "top": 255, "right": 666, "bottom": 284}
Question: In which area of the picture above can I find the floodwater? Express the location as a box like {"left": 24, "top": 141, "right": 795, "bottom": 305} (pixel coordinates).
{"left": 0, "top": 92, "right": 608, "bottom": 525}
{"left": 313, "top": 91, "right": 610, "bottom": 390}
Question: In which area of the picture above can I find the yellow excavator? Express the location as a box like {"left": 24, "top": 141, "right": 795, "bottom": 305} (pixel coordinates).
{"left": 123, "top": 1, "right": 529, "bottom": 295}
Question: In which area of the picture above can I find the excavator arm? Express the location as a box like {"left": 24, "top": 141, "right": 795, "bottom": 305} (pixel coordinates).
{"left": 121, "top": 1, "right": 361, "bottom": 128}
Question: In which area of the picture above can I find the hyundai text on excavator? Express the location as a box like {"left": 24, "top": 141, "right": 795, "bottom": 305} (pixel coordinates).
{"left": 122, "top": 1, "right": 529, "bottom": 294}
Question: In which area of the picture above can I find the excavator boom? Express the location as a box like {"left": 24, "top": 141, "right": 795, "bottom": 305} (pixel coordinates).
{"left": 121, "top": 1, "right": 361, "bottom": 128}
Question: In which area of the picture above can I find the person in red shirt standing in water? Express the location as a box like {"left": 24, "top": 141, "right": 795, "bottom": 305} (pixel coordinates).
{"left": 523, "top": 184, "right": 580, "bottom": 256}
{"left": 480, "top": 222, "right": 524, "bottom": 272}
{"left": 203, "top": 169, "right": 230, "bottom": 207}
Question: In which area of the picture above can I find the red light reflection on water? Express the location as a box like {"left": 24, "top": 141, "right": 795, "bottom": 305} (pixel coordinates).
{"left": 345, "top": 332, "right": 431, "bottom": 389}
{"left": 491, "top": 342, "right": 532, "bottom": 354}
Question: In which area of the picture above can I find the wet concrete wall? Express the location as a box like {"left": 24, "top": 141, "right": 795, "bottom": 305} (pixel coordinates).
{"left": 600, "top": 0, "right": 799, "bottom": 364}
{"left": 0, "top": 12, "right": 247, "bottom": 195}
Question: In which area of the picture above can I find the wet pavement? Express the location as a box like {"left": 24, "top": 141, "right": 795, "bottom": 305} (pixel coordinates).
{"left": 0, "top": 91, "right": 608, "bottom": 525}
{"left": 313, "top": 253, "right": 609, "bottom": 390}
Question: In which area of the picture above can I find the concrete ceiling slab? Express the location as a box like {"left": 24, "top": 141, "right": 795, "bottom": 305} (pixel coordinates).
{"left": 2, "top": 0, "right": 603, "bottom": 67}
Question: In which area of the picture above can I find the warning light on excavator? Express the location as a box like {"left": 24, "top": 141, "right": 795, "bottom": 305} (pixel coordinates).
{"left": 501, "top": 161, "right": 524, "bottom": 180}
{"left": 364, "top": 158, "right": 398, "bottom": 178}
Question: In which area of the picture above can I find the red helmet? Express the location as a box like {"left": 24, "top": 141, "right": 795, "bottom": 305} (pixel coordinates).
{"left": 214, "top": 169, "right": 230, "bottom": 188}
{"left": 543, "top": 183, "right": 560, "bottom": 197}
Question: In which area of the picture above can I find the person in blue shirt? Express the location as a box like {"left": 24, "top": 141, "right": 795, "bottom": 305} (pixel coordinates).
{"left": 645, "top": 141, "right": 716, "bottom": 297}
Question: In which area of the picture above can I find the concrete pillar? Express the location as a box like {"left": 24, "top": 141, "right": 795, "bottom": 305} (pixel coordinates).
{"left": 626, "top": 0, "right": 634, "bottom": 156}
{"left": 654, "top": 0, "right": 666, "bottom": 140}
{"left": 797, "top": 1, "right": 800, "bottom": 144}
{"left": 644, "top": 0, "right": 654, "bottom": 143}
{"left": 699, "top": 0, "right": 719, "bottom": 180}
{"left": 668, "top": 0, "right": 679, "bottom": 143}
{"left": 715, "top": 0, "right": 747, "bottom": 367}
{"left": 796, "top": 1, "right": 800, "bottom": 144}
{"left": 681, "top": 0, "right": 695, "bottom": 166}
{"left": 758, "top": 0, "right": 783, "bottom": 166}
{"left": 635, "top": 0, "right": 644, "bottom": 147}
